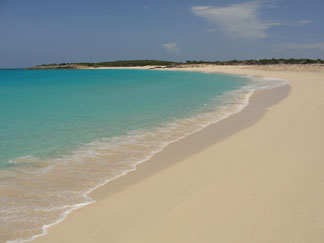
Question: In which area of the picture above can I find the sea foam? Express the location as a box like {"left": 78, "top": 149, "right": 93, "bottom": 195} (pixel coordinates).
{"left": 0, "top": 70, "right": 288, "bottom": 242}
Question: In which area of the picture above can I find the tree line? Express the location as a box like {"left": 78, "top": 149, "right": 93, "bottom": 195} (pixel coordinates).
{"left": 32, "top": 58, "right": 324, "bottom": 69}
{"left": 185, "top": 58, "right": 324, "bottom": 65}
{"left": 64, "top": 60, "right": 179, "bottom": 67}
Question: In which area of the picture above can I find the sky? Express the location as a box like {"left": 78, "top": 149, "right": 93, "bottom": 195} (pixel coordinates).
{"left": 0, "top": 0, "right": 323, "bottom": 68}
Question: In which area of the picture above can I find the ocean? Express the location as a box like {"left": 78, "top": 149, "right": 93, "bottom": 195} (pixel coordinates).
{"left": 0, "top": 69, "right": 286, "bottom": 242}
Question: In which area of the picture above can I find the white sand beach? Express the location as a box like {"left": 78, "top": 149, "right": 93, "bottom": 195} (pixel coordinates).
{"left": 33, "top": 64, "right": 324, "bottom": 243}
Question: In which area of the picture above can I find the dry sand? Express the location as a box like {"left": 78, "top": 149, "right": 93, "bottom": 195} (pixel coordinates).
{"left": 33, "top": 65, "right": 324, "bottom": 243}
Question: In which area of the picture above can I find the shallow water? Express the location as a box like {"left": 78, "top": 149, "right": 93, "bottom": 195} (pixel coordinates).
{"left": 0, "top": 69, "right": 287, "bottom": 242}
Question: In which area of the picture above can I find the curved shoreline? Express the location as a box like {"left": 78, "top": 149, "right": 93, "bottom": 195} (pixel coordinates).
{"left": 12, "top": 64, "right": 324, "bottom": 243}
{"left": 25, "top": 66, "right": 292, "bottom": 243}
{"left": 13, "top": 70, "right": 286, "bottom": 243}
{"left": 89, "top": 83, "right": 290, "bottom": 202}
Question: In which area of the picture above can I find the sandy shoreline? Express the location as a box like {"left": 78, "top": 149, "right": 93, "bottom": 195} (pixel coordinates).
{"left": 33, "top": 65, "right": 324, "bottom": 243}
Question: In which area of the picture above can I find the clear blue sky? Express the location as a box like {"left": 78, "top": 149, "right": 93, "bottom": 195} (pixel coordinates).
{"left": 1, "top": 0, "right": 323, "bottom": 68}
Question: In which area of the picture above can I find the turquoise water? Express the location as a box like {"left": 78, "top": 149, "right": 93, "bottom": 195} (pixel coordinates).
{"left": 0, "top": 69, "right": 246, "bottom": 169}
{"left": 0, "top": 69, "right": 287, "bottom": 242}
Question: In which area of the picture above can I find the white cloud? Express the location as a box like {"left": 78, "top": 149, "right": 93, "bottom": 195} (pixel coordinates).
{"left": 277, "top": 42, "right": 324, "bottom": 50}
{"left": 284, "top": 19, "right": 312, "bottom": 26}
{"left": 162, "top": 42, "right": 180, "bottom": 53}
{"left": 191, "top": 1, "right": 279, "bottom": 39}
{"left": 205, "top": 28, "right": 217, "bottom": 33}
{"left": 297, "top": 19, "right": 311, "bottom": 25}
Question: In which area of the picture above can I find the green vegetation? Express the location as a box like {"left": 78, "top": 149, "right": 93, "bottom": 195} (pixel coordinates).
{"left": 74, "top": 60, "right": 180, "bottom": 67}
{"left": 28, "top": 58, "right": 324, "bottom": 69}
{"left": 185, "top": 58, "right": 324, "bottom": 65}
{"left": 29, "top": 60, "right": 180, "bottom": 69}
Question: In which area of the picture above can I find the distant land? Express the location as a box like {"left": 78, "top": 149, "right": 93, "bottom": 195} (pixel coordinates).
{"left": 26, "top": 59, "right": 324, "bottom": 69}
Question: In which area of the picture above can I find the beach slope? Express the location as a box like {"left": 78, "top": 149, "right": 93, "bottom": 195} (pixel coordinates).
{"left": 34, "top": 65, "right": 324, "bottom": 243}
